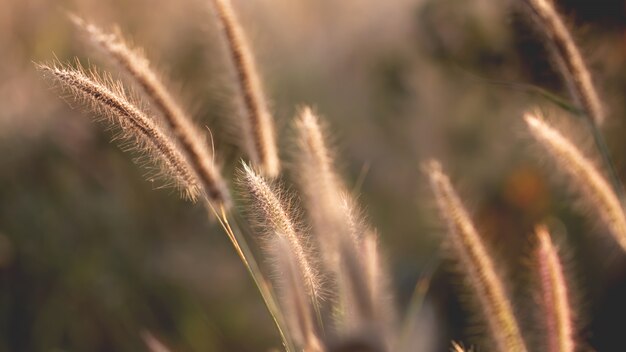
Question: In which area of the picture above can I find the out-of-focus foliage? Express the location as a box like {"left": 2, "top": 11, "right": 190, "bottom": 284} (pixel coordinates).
{"left": 2, "top": 0, "right": 626, "bottom": 351}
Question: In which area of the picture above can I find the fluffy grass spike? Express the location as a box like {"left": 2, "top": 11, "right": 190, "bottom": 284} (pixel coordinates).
{"left": 535, "top": 225, "right": 575, "bottom": 352}
{"left": 294, "top": 108, "right": 390, "bottom": 333}
{"left": 38, "top": 62, "right": 200, "bottom": 201}
{"left": 523, "top": 0, "right": 604, "bottom": 125}
{"left": 524, "top": 113, "right": 626, "bottom": 251}
{"left": 240, "top": 163, "right": 320, "bottom": 301}
{"left": 271, "top": 235, "right": 323, "bottom": 352}
{"left": 426, "top": 160, "right": 528, "bottom": 352}
{"left": 294, "top": 107, "right": 351, "bottom": 270}
{"left": 70, "top": 15, "right": 230, "bottom": 207}
{"left": 210, "top": 0, "right": 279, "bottom": 177}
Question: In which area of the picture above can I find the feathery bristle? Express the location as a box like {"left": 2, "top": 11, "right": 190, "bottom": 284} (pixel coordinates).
{"left": 425, "top": 160, "right": 527, "bottom": 352}
{"left": 522, "top": 0, "right": 604, "bottom": 125}
{"left": 271, "top": 235, "right": 323, "bottom": 352}
{"left": 524, "top": 113, "right": 626, "bottom": 251}
{"left": 38, "top": 62, "right": 200, "bottom": 200}
{"left": 240, "top": 163, "right": 320, "bottom": 300}
{"left": 70, "top": 15, "right": 231, "bottom": 207}
{"left": 535, "top": 226, "right": 575, "bottom": 352}
{"left": 210, "top": 0, "right": 279, "bottom": 177}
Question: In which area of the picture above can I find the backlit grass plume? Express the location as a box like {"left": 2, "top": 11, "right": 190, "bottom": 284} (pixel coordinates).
{"left": 240, "top": 162, "right": 321, "bottom": 302}
{"left": 522, "top": 0, "right": 604, "bottom": 126}
{"left": 535, "top": 225, "right": 575, "bottom": 352}
{"left": 210, "top": 0, "right": 279, "bottom": 177}
{"left": 294, "top": 106, "right": 348, "bottom": 266}
{"left": 426, "top": 160, "right": 528, "bottom": 352}
{"left": 294, "top": 108, "right": 391, "bottom": 339}
{"left": 70, "top": 15, "right": 230, "bottom": 207}
{"left": 524, "top": 113, "right": 626, "bottom": 251}
{"left": 38, "top": 62, "right": 201, "bottom": 201}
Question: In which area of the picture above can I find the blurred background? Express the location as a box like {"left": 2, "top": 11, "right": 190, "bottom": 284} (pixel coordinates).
{"left": 2, "top": 0, "right": 626, "bottom": 350}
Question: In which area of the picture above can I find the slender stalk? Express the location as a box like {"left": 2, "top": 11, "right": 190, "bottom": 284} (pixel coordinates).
{"left": 396, "top": 263, "right": 435, "bottom": 351}
{"left": 212, "top": 204, "right": 296, "bottom": 352}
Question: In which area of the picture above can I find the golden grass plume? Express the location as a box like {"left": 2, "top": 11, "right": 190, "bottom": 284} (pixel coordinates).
{"left": 524, "top": 112, "right": 626, "bottom": 251}
{"left": 535, "top": 225, "right": 575, "bottom": 352}
{"left": 70, "top": 15, "right": 231, "bottom": 207}
{"left": 240, "top": 162, "right": 321, "bottom": 302}
{"left": 522, "top": 0, "right": 604, "bottom": 125}
{"left": 210, "top": 0, "right": 280, "bottom": 177}
{"left": 38, "top": 62, "right": 201, "bottom": 201}
{"left": 425, "top": 160, "right": 527, "bottom": 352}
{"left": 293, "top": 108, "right": 391, "bottom": 338}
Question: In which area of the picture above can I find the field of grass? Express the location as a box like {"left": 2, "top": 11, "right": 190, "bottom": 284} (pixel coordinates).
{"left": 2, "top": 0, "right": 626, "bottom": 351}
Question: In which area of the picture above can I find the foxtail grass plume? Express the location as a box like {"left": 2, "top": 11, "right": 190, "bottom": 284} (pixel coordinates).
{"left": 425, "top": 160, "right": 528, "bottom": 352}
{"left": 38, "top": 62, "right": 201, "bottom": 201}
{"left": 293, "top": 108, "right": 390, "bottom": 336}
{"left": 294, "top": 107, "right": 352, "bottom": 269}
{"left": 524, "top": 113, "right": 626, "bottom": 251}
{"left": 70, "top": 15, "right": 231, "bottom": 207}
{"left": 523, "top": 0, "right": 604, "bottom": 125}
{"left": 210, "top": 0, "right": 279, "bottom": 177}
{"left": 240, "top": 163, "right": 320, "bottom": 301}
{"left": 271, "top": 235, "right": 324, "bottom": 352}
{"left": 337, "top": 193, "right": 391, "bottom": 332}
{"left": 535, "top": 225, "right": 575, "bottom": 352}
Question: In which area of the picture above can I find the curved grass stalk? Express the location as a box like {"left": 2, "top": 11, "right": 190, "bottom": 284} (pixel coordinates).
{"left": 210, "top": 203, "right": 296, "bottom": 352}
